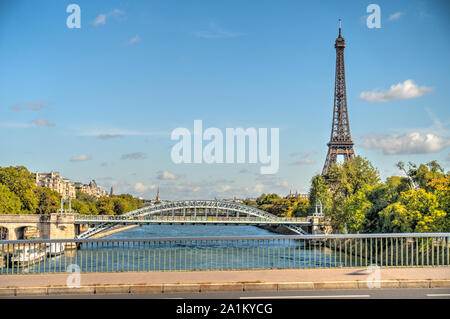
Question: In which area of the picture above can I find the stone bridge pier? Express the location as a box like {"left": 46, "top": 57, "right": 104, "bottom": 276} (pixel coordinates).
{"left": 0, "top": 214, "right": 76, "bottom": 240}
{"left": 309, "top": 217, "right": 332, "bottom": 235}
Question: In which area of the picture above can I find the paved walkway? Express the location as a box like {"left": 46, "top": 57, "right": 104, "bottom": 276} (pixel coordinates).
{"left": 1, "top": 267, "right": 449, "bottom": 288}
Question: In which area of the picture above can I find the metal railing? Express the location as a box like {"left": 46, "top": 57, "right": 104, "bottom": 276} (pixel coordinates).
{"left": 1, "top": 233, "right": 448, "bottom": 274}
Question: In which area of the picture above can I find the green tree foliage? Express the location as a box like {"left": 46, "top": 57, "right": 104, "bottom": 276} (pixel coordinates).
{"left": 242, "top": 199, "right": 257, "bottom": 208}
{"left": 0, "top": 166, "right": 38, "bottom": 214}
{"left": 94, "top": 194, "right": 143, "bottom": 216}
{"left": 35, "top": 187, "right": 61, "bottom": 214}
{"left": 324, "top": 156, "right": 379, "bottom": 199}
{"left": 97, "top": 197, "right": 115, "bottom": 215}
{"left": 72, "top": 199, "right": 98, "bottom": 215}
{"left": 322, "top": 156, "right": 380, "bottom": 232}
{"left": 249, "top": 194, "right": 309, "bottom": 218}
{"left": 338, "top": 189, "right": 372, "bottom": 233}
{"left": 292, "top": 199, "right": 310, "bottom": 217}
{"left": 256, "top": 193, "right": 281, "bottom": 213}
{"left": 267, "top": 198, "right": 293, "bottom": 217}
{"left": 361, "top": 176, "right": 410, "bottom": 232}
{"left": 308, "top": 174, "right": 332, "bottom": 215}
{"left": 0, "top": 184, "right": 22, "bottom": 214}
{"left": 380, "top": 189, "right": 447, "bottom": 233}
{"left": 76, "top": 191, "right": 97, "bottom": 203}
{"left": 304, "top": 158, "right": 449, "bottom": 234}
{"left": 0, "top": 166, "right": 144, "bottom": 216}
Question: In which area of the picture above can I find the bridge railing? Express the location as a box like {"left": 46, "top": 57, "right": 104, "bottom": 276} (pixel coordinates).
{"left": 1, "top": 233, "right": 448, "bottom": 274}
{"left": 74, "top": 215, "right": 311, "bottom": 224}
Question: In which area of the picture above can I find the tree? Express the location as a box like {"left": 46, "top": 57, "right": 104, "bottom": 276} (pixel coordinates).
{"left": 256, "top": 193, "right": 281, "bottom": 206}
{"left": 97, "top": 197, "right": 115, "bottom": 215}
{"left": 242, "top": 199, "right": 257, "bottom": 208}
{"left": 339, "top": 190, "right": 372, "bottom": 233}
{"left": 76, "top": 191, "right": 97, "bottom": 203}
{"left": 379, "top": 189, "right": 447, "bottom": 233}
{"left": 0, "top": 184, "right": 22, "bottom": 214}
{"left": 324, "top": 156, "right": 380, "bottom": 199}
{"left": 267, "top": 198, "right": 293, "bottom": 217}
{"left": 292, "top": 199, "right": 309, "bottom": 217}
{"left": 256, "top": 193, "right": 281, "bottom": 213}
{"left": 319, "top": 156, "right": 379, "bottom": 232}
{"left": 308, "top": 174, "right": 332, "bottom": 216}
{"left": 361, "top": 176, "right": 410, "bottom": 232}
{"left": 35, "top": 187, "right": 61, "bottom": 214}
{"left": 71, "top": 199, "right": 90, "bottom": 215}
{"left": 0, "top": 166, "right": 38, "bottom": 214}
{"left": 396, "top": 160, "right": 445, "bottom": 191}
{"left": 427, "top": 175, "right": 450, "bottom": 224}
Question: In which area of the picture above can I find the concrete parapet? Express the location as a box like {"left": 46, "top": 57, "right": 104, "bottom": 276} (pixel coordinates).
{"left": 15, "top": 287, "right": 47, "bottom": 296}
{"left": 398, "top": 280, "right": 430, "bottom": 289}
{"left": 314, "top": 281, "right": 359, "bottom": 290}
{"left": 1, "top": 278, "right": 449, "bottom": 297}
{"left": 95, "top": 285, "right": 130, "bottom": 294}
{"left": 163, "top": 284, "right": 201, "bottom": 293}
{"left": 278, "top": 282, "right": 314, "bottom": 290}
{"left": 430, "top": 280, "right": 450, "bottom": 288}
{"left": 244, "top": 282, "right": 278, "bottom": 291}
{"left": 356, "top": 280, "right": 400, "bottom": 289}
{"left": 129, "top": 285, "right": 163, "bottom": 294}
{"left": 0, "top": 288, "right": 16, "bottom": 296}
{"left": 47, "top": 286, "right": 95, "bottom": 295}
{"left": 200, "top": 283, "right": 244, "bottom": 292}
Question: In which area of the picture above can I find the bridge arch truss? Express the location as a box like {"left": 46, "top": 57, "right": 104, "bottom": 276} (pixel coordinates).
{"left": 77, "top": 200, "right": 309, "bottom": 238}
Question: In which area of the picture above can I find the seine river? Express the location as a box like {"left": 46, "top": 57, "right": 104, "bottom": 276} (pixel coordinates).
{"left": 2, "top": 225, "right": 341, "bottom": 274}
{"left": 108, "top": 224, "right": 280, "bottom": 239}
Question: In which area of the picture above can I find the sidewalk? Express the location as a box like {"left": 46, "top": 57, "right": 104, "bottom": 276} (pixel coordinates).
{"left": 1, "top": 267, "right": 449, "bottom": 296}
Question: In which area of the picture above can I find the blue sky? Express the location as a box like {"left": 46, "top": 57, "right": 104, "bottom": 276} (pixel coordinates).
{"left": 1, "top": 0, "right": 449, "bottom": 200}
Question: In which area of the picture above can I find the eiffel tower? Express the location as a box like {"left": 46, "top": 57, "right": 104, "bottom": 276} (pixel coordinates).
{"left": 322, "top": 20, "right": 355, "bottom": 175}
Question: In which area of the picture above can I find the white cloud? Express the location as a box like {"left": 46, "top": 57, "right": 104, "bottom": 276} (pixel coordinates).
{"left": 92, "top": 9, "right": 124, "bottom": 26}
{"left": 80, "top": 129, "right": 168, "bottom": 138}
{"left": 217, "top": 185, "right": 231, "bottom": 193}
{"left": 127, "top": 35, "right": 140, "bottom": 45}
{"left": 389, "top": 12, "right": 404, "bottom": 21}
{"left": 360, "top": 132, "right": 450, "bottom": 155}
{"left": 30, "top": 118, "right": 55, "bottom": 127}
{"left": 98, "top": 134, "right": 122, "bottom": 140}
{"left": 157, "top": 170, "right": 184, "bottom": 180}
{"left": 93, "top": 14, "right": 106, "bottom": 26}
{"left": 11, "top": 100, "right": 48, "bottom": 111}
{"left": 289, "top": 159, "right": 316, "bottom": 166}
{"left": 121, "top": 152, "right": 146, "bottom": 160}
{"left": 360, "top": 79, "right": 433, "bottom": 102}
{"left": 290, "top": 151, "right": 316, "bottom": 158}
{"left": 289, "top": 151, "right": 317, "bottom": 165}
{"left": 253, "top": 184, "right": 265, "bottom": 194}
{"left": 134, "top": 182, "right": 156, "bottom": 194}
{"left": 70, "top": 154, "right": 92, "bottom": 162}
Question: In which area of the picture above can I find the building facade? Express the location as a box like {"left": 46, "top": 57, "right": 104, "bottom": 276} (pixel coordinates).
{"left": 73, "top": 180, "right": 108, "bottom": 198}
{"left": 35, "top": 171, "right": 76, "bottom": 199}
{"left": 34, "top": 172, "right": 107, "bottom": 199}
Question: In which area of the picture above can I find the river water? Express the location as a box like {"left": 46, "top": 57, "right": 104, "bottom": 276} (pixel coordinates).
{"left": 108, "top": 224, "right": 280, "bottom": 239}
{"left": 2, "top": 225, "right": 342, "bottom": 274}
